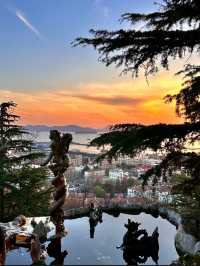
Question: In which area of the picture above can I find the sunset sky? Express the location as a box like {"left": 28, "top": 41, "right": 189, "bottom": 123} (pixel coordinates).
{"left": 0, "top": 0, "right": 193, "bottom": 128}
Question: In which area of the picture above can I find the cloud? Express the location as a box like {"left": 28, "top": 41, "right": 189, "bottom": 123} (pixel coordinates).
{"left": 15, "top": 9, "right": 44, "bottom": 39}
{"left": 57, "top": 93, "right": 144, "bottom": 106}
{"left": 0, "top": 74, "right": 183, "bottom": 127}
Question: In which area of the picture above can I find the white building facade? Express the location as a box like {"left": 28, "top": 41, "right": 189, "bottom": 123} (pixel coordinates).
{"left": 109, "top": 169, "right": 124, "bottom": 181}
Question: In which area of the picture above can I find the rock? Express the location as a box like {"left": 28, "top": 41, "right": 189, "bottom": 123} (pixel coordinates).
{"left": 175, "top": 224, "right": 197, "bottom": 255}
{"left": 182, "top": 217, "right": 200, "bottom": 239}
{"left": 32, "top": 220, "right": 51, "bottom": 241}
{"left": 166, "top": 209, "right": 182, "bottom": 227}
{"left": 194, "top": 241, "right": 200, "bottom": 255}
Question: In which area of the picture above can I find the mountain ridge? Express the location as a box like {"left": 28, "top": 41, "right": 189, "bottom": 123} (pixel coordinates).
{"left": 25, "top": 124, "right": 98, "bottom": 133}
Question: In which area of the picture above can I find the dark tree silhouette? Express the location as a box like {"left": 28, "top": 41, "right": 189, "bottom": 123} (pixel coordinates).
{"left": 74, "top": 0, "right": 200, "bottom": 202}
{"left": 74, "top": 0, "right": 200, "bottom": 76}
{"left": 0, "top": 102, "right": 51, "bottom": 220}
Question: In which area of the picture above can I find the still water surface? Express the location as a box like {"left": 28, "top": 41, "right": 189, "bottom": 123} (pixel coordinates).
{"left": 6, "top": 212, "right": 178, "bottom": 265}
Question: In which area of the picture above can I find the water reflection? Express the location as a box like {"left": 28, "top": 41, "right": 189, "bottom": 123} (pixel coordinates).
{"left": 89, "top": 204, "right": 103, "bottom": 239}
{"left": 0, "top": 216, "right": 54, "bottom": 265}
{"left": 117, "top": 219, "right": 159, "bottom": 265}
{"left": 0, "top": 216, "right": 69, "bottom": 266}
{"left": 4, "top": 213, "right": 178, "bottom": 265}
{"left": 47, "top": 238, "right": 68, "bottom": 265}
{"left": 31, "top": 218, "right": 51, "bottom": 243}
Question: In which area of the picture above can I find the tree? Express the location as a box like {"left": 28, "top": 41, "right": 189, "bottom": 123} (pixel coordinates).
{"left": 75, "top": 0, "right": 200, "bottom": 77}
{"left": 95, "top": 185, "right": 106, "bottom": 198}
{"left": 74, "top": 0, "right": 200, "bottom": 203}
{"left": 7, "top": 166, "right": 51, "bottom": 217}
{"left": 127, "top": 178, "right": 139, "bottom": 188}
{"left": 0, "top": 102, "right": 51, "bottom": 221}
{"left": 102, "top": 181, "right": 115, "bottom": 198}
{"left": 115, "top": 179, "right": 122, "bottom": 193}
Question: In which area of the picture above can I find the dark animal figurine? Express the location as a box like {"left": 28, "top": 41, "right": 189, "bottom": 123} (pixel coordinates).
{"left": 117, "top": 219, "right": 159, "bottom": 265}
{"left": 47, "top": 237, "right": 68, "bottom": 265}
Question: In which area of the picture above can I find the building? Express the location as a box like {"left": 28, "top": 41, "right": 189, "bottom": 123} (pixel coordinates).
{"left": 75, "top": 166, "right": 85, "bottom": 172}
{"left": 135, "top": 165, "right": 152, "bottom": 177}
{"left": 70, "top": 154, "right": 83, "bottom": 167}
{"left": 84, "top": 169, "right": 106, "bottom": 181}
{"left": 157, "top": 185, "right": 173, "bottom": 203}
{"left": 65, "top": 166, "right": 76, "bottom": 179}
{"left": 99, "top": 159, "right": 112, "bottom": 169}
{"left": 127, "top": 186, "right": 144, "bottom": 197}
{"left": 109, "top": 169, "right": 124, "bottom": 181}
{"left": 144, "top": 187, "right": 154, "bottom": 199}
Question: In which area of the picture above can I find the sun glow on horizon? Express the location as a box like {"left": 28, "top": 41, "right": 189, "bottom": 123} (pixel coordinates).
{"left": 0, "top": 72, "right": 183, "bottom": 128}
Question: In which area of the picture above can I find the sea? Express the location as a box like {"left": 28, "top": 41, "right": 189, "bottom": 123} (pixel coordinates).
{"left": 30, "top": 131, "right": 200, "bottom": 155}
{"left": 30, "top": 131, "right": 100, "bottom": 154}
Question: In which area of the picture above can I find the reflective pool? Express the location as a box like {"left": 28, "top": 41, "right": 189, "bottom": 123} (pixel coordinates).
{"left": 5, "top": 212, "right": 178, "bottom": 265}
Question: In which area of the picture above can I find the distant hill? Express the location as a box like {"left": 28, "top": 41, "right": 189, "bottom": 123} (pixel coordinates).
{"left": 25, "top": 124, "right": 98, "bottom": 134}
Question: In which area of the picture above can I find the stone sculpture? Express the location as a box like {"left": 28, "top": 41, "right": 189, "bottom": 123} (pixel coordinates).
{"left": 117, "top": 219, "right": 159, "bottom": 265}
{"left": 32, "top": 218, "right": 51, "bottom": 243}
{"left": 41, "top": 130, "right": 72, "bottom": 237}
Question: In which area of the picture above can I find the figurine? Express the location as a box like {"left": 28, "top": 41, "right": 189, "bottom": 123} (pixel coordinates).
{"left": 117, "top": 219, "right": 159, "bottom": 265}
{"left": 41, "top": 130, "right": 72, "bottom": 237}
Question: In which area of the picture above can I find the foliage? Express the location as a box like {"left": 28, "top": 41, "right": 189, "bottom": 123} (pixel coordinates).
{"left": 93, "top": 178, "right": 138, "bottom": 197}
{"left": 101, "top": 181, "right": 115, "bottom": 197}
{"left": 127, "top": 178, "right": 139, "bottom": 187}
{"left": 165, "top": 65, "right": 200, "bottom": 123}
{"left": 95, "top": 185, "right": 106, "bottom": 198}
{"left": 179, "top": 254, "right": 200, "bottom": 266}
{"left": 0, "top": 102, "right": 51, "bottom": 221}
{"left": 74, "top": 0, "right": 200, "bottom": 77}
{"left": 6, "top": 166, "right": 52, "bottom": 218}
{"left": 74, "top": 0, "right": 200, "bottom": 204}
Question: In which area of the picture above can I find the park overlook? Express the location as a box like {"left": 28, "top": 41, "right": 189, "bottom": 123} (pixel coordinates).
{"left": 0, "top": 0, "right": 200, "bottom": 265}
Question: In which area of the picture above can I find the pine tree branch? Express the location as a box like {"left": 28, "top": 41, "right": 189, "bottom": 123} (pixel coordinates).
{"left": 74, "top": 27, "right": 200, "bottom": 76}
{"left": 91, "top": 122, "right": 200, "bottom": 161}
{"left": 140, "top": 151, "right": 200, "bottom": 185}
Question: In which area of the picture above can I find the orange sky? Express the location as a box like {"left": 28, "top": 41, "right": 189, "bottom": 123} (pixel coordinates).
{"left": 0, "top": 70, "right": 183, "bottom": 128}
{"left": 1, "top": 0, "right": 198, "bottom": 128}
